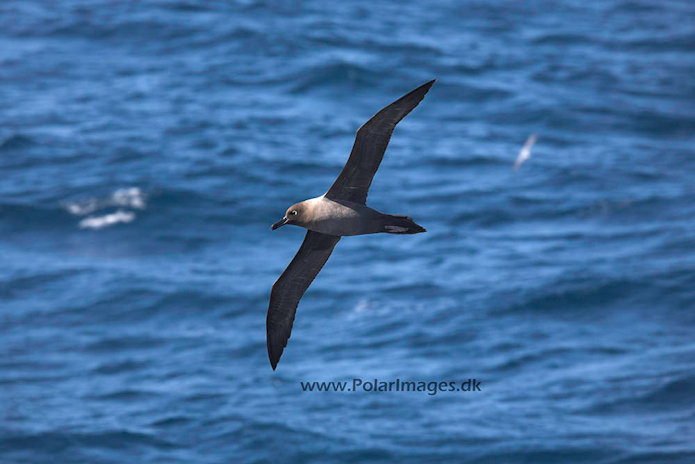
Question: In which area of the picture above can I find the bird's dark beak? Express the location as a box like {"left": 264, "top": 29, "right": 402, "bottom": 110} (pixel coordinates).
{"left": 271, "top": 217, "right": 288, "bottom": 230}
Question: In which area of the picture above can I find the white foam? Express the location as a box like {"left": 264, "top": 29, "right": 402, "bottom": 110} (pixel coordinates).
{"left": 111, "top": 187, "right": 146, "bottom": 210}
{"left": 354, "top": 299, "right": 375, "bottom": 313}
{"left": 65, "top": 187, "right": 146, "bottom": 216}
{"left": 79, "top": 210, "right": 135, "bottom": 230}
{"left": 66, "top": 199, "right": 99, "bottom": 215}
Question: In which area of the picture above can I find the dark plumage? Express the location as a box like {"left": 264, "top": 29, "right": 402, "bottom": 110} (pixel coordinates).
{"left": 267, "top": 80, "right": 435, "bottom": 370}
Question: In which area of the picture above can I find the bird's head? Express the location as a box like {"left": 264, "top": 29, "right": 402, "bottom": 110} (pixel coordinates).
{"left": 271, "top": 202, "right": 307, "bottom": 230}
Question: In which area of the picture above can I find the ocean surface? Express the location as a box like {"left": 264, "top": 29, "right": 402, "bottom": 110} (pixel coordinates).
{"left": 2, "top": 0, "right": 695, "bottom": 462}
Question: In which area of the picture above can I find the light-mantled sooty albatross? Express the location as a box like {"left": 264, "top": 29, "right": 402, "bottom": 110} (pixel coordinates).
{"left": 267, "top": 80, "right": 435, "bottom": 370}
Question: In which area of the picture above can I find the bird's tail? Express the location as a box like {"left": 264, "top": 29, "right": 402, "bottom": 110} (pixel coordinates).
{"left": 382, "top": 214, "right": 426, "bottom": 235}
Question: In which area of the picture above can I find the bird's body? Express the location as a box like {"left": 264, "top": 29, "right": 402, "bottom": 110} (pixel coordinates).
{"left": 287, "top": 196, "right": 374, "bottom": 236}
{"left": 279, "top": 195, "right": 424, "bottom": 236}
{"left": 267, "top": 80, "right": 435, "bottom": 370}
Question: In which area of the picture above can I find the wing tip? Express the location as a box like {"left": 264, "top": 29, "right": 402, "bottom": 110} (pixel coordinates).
{"left": 267, "top": 337, "right": 283, "bottom": 371}
{"left": 421, "top": 78, "right": 436, "bottom": 92}
{"left": 267, "top": 317, "right": 294, "bottom": 371}
{"left": 402, "top": 78, "right": 436, "bottom": 107}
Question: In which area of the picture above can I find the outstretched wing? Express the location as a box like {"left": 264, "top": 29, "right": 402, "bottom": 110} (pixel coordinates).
{"left": 266, "top": 230, "right": 341, "bottom": 370}
{"left": 324, "top": 79, "right": 435, "bottom": 205}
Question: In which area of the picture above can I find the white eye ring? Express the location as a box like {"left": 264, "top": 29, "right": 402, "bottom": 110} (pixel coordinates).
{"left": 290, "top": 211, "right": 298, "bottom": 216}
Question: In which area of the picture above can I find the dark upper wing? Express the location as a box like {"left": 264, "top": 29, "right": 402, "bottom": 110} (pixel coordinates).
{"left": 324, "top": 79, "right": 435, "bottom": 204}
{"left": 266, "top": 230, "right": 341, "bottom": 370}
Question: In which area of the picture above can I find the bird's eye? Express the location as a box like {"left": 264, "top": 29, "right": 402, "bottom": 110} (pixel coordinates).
{"left": 290, "top": 211, "right": 298, "bottom": 215}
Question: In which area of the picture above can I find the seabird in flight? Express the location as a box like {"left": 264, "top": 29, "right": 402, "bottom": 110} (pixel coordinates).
{"left": 266, "top": 80, "right": 435, "bottom": 370}
{"left": 513, "top": 133, "right": 538, "bottom": 171}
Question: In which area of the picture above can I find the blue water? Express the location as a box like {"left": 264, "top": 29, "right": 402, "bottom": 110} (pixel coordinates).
{"left": 2, "top": 0, "right": 695, "bottom": 462}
